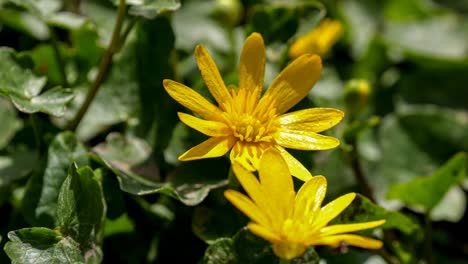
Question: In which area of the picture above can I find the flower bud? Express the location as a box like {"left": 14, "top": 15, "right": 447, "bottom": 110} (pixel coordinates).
{"left": 344, "top": 79, "right": 371, "bottom": 114}
{"left": 211, "top": 0, "right": 243, "bottom": 27}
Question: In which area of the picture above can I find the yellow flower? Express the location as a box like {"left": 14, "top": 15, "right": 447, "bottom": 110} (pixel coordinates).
{"left": 163, "top": 32, "right": 344, "bottom": 181}
{"left": 289, "top": 19, "right": 343, "bottom": 58}
{"left": 225, "top": 148, "right": 386, "bottom": 260}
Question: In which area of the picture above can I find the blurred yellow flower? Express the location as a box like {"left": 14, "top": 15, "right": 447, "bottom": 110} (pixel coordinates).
{"left": 289, "top": 19, "right": 343, "bottom": 58}
{"left": 225, "top": 148, "right": 386, "bottom": 260}
{"left": 163, "top": 33, "right": 344, "bottom": 181}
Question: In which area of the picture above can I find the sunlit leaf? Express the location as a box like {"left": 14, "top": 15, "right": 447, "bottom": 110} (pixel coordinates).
{"left": 57, "top": 166, "right": 106, "bottom": 247}
{"left": 0, "top": 48, "right": 73, "bottom": 116}
{"left": 387, "top": 153, "right": 466, "bottom": 211}
{"left": 93, "top": 133, "right": 228, "bottom": 206}
{"left": 4, "top": 227, "right": 84, "bottom": 264}
{"left": 335, "top": 194, "right": 421, "bottom": 236}
{"left": 22, "top": 132, "right": 88, "bottom": 226}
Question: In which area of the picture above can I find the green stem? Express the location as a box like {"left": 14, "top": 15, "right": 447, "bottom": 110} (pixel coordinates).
{"left": 66, "top": 0, "right": 127, "bottom": 131}
{"left": 424, "top": 211, "right": 434, "bottom": 264}
{"left": 348, "top": 137, "right": 376, "bottom": 202}
{"left": 50, "top": 29, "right": 69, "bottom": 87}
{"left": 116, "top": 17, "right": 137, "bottom": 52}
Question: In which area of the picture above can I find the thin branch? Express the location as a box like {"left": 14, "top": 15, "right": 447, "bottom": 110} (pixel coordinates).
{"left": 66, "top": 0, "right": 127, "bottom": 131}
{"left": 349, "top": 138, "right": 376, "bottom": 202}
{"left": 424, "top": 212, "right": 434, "bottom": 264}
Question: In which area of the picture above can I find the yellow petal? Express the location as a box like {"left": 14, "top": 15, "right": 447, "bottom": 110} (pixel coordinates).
{"left": 275, "top": 146, "right": 313, "bottom": 181}
{"left": 315, "top": 193, "right": 356, "bottom": 228}
{"left": 260, "top": 54, "right": 322, "bottom": 114}
{"left": 179, "top": 136, "right": 235, "bottom": 161}
{"left": 239, "top": 32, "right": 265, "bottom": 102}
{"left": 320, "top": 220, "right": 386, "bottom": 236}
{"left": 231, "top": 162, "right": 272, "bottom": 218}
{"left": 230, "top": 141, "right": 269, "bottom": 171}
{"left": 248, "top": 223, "right": 281, "bottom": 243}
{"left": 224, "top": 190, "right": 270, "bottom": 227}
{"left": 195, "top": 45, "right": 232, "bottom": 109}
{"left": 277, "top": 108, "right": 344, "bottom": 133}
{"left": 163, "top": 79, "right": 222, "bottom": 121}
{"left": 178, "top": 112, "right": 231, "bottom": 137}
{"left": 274, "top": 129, "right": 340, "bottom": 150}
{"left": 294, "top": 176, "right": 327, "bottom": 224}
{"left": 258, "top": 148, "right": 295, "bottom": 221}
{"left": 310, "top": 234, "right": 383, "bottom": 249}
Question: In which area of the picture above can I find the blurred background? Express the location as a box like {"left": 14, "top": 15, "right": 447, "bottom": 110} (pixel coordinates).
{"left": 0, "top": 0, "right": 467, "bottom": 263}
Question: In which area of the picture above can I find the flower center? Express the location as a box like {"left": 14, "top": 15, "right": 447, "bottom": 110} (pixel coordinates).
{"left": 231, "top": 114, "right": 273, "bottom": 142}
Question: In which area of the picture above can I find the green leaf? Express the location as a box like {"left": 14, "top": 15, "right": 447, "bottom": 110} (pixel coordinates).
{"left": 128, "top": 0, "right": 181, "bottom": 19}
{"left": 92, "top": 133, "right": 228, "bottom": 206}
{"left": 192, "top": 202, "right": 245, "bottom": 244}
{"left": 0, "top": 48, "right": 74, "bottom": 116}
{"left": 4, "top": 227, "right": 85, "bottom": 264}
{"left": 173, "top": 1, "right": 230, "bottom": 52}
{"left": 335, "top": 194, "right": 420, "bottom": 236}
{"left": 375, "top": 114, "right": 437, "bottom": 201}
{"left": 201, "top": 238, "right": 236, "bottom": 264}
{"left": 0, "top": 9, "right": 50, "bottom": 40}
{"left": 22, "top": 131, "right": 88, "bottom": 226}
{"left": 57, "top": 166, "right": 106, "bottom": 247}
{"left": 0, "top": 150, "right": 37, "bottom": 188}
{"left": 134, "top": 17, "right": 178, "bottom": 163}
{"left": 337, "top": 0, "right": 381, "bottom": 58}
{"left": 387, "top": 153, "right": 466, "bottom": 211}
{"left": 201, "top": 228, "right": 320, "bottom": 263}
{"left": 0, "top": 98, "right": 22, "bottom": 150}
{"left": 383, "top": 15, "right": 468, "bottom": 62}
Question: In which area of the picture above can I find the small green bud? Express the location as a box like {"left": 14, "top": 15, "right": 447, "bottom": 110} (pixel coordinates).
{"left": 211, "top": 0, "right": 243, "bottom": 27}
{"left": 343, "top": 79, "right": 371, "bottom": 114}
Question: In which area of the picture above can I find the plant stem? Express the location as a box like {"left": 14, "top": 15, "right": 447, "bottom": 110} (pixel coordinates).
{"left": 50, "top": 29, "right": 69, "bottom": 87}
{"left": 66, "top": 0, "right": 127, "bottom": 131}
{"left": 349, "top": 137, "right": 376, "bottom": 202}
{"left": 116, "top": 17, "right": 137, "bottom": 52}
{"left": 424, "top": 211, "right": 434, "bottom": 264}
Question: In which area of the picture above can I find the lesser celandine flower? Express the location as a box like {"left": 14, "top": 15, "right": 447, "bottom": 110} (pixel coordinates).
{"left": 225, "top": 148, "right": 386, "bottom": 260}
{"left": 289, "top": 19, "right": 343, "bottom": 58}
{"left": 163, "top": 32, "right": 344, "bottom": 181}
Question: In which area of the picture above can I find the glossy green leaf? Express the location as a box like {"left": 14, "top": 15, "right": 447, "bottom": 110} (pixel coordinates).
{"left": 4, "top": 227, "right": 84, "bottom": 264}
{"left": 0, "top": 99, "right": 22, "bottom": 150}
{"left": 92, "top": 133, "right": 228, "bottom": 206}
{"left": 335, "top": 194, "right": 420, "bottom": 236}
{"left": 375, "top": 114, "right": 437, "bottom": 200}
{"left": 387, "top": 153, "right": 466, "bottom": 211}
{"left": 201, "top": 228, "right": 320, "bottom": 263}
{"left": 0, "top": 48, "right": 74, "bottom": 116}
{"left": 22, "top": 132, "right": 88, "bottom": 226}
{"left": 57, "top": 166, "right": 106, "bottom": 247}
